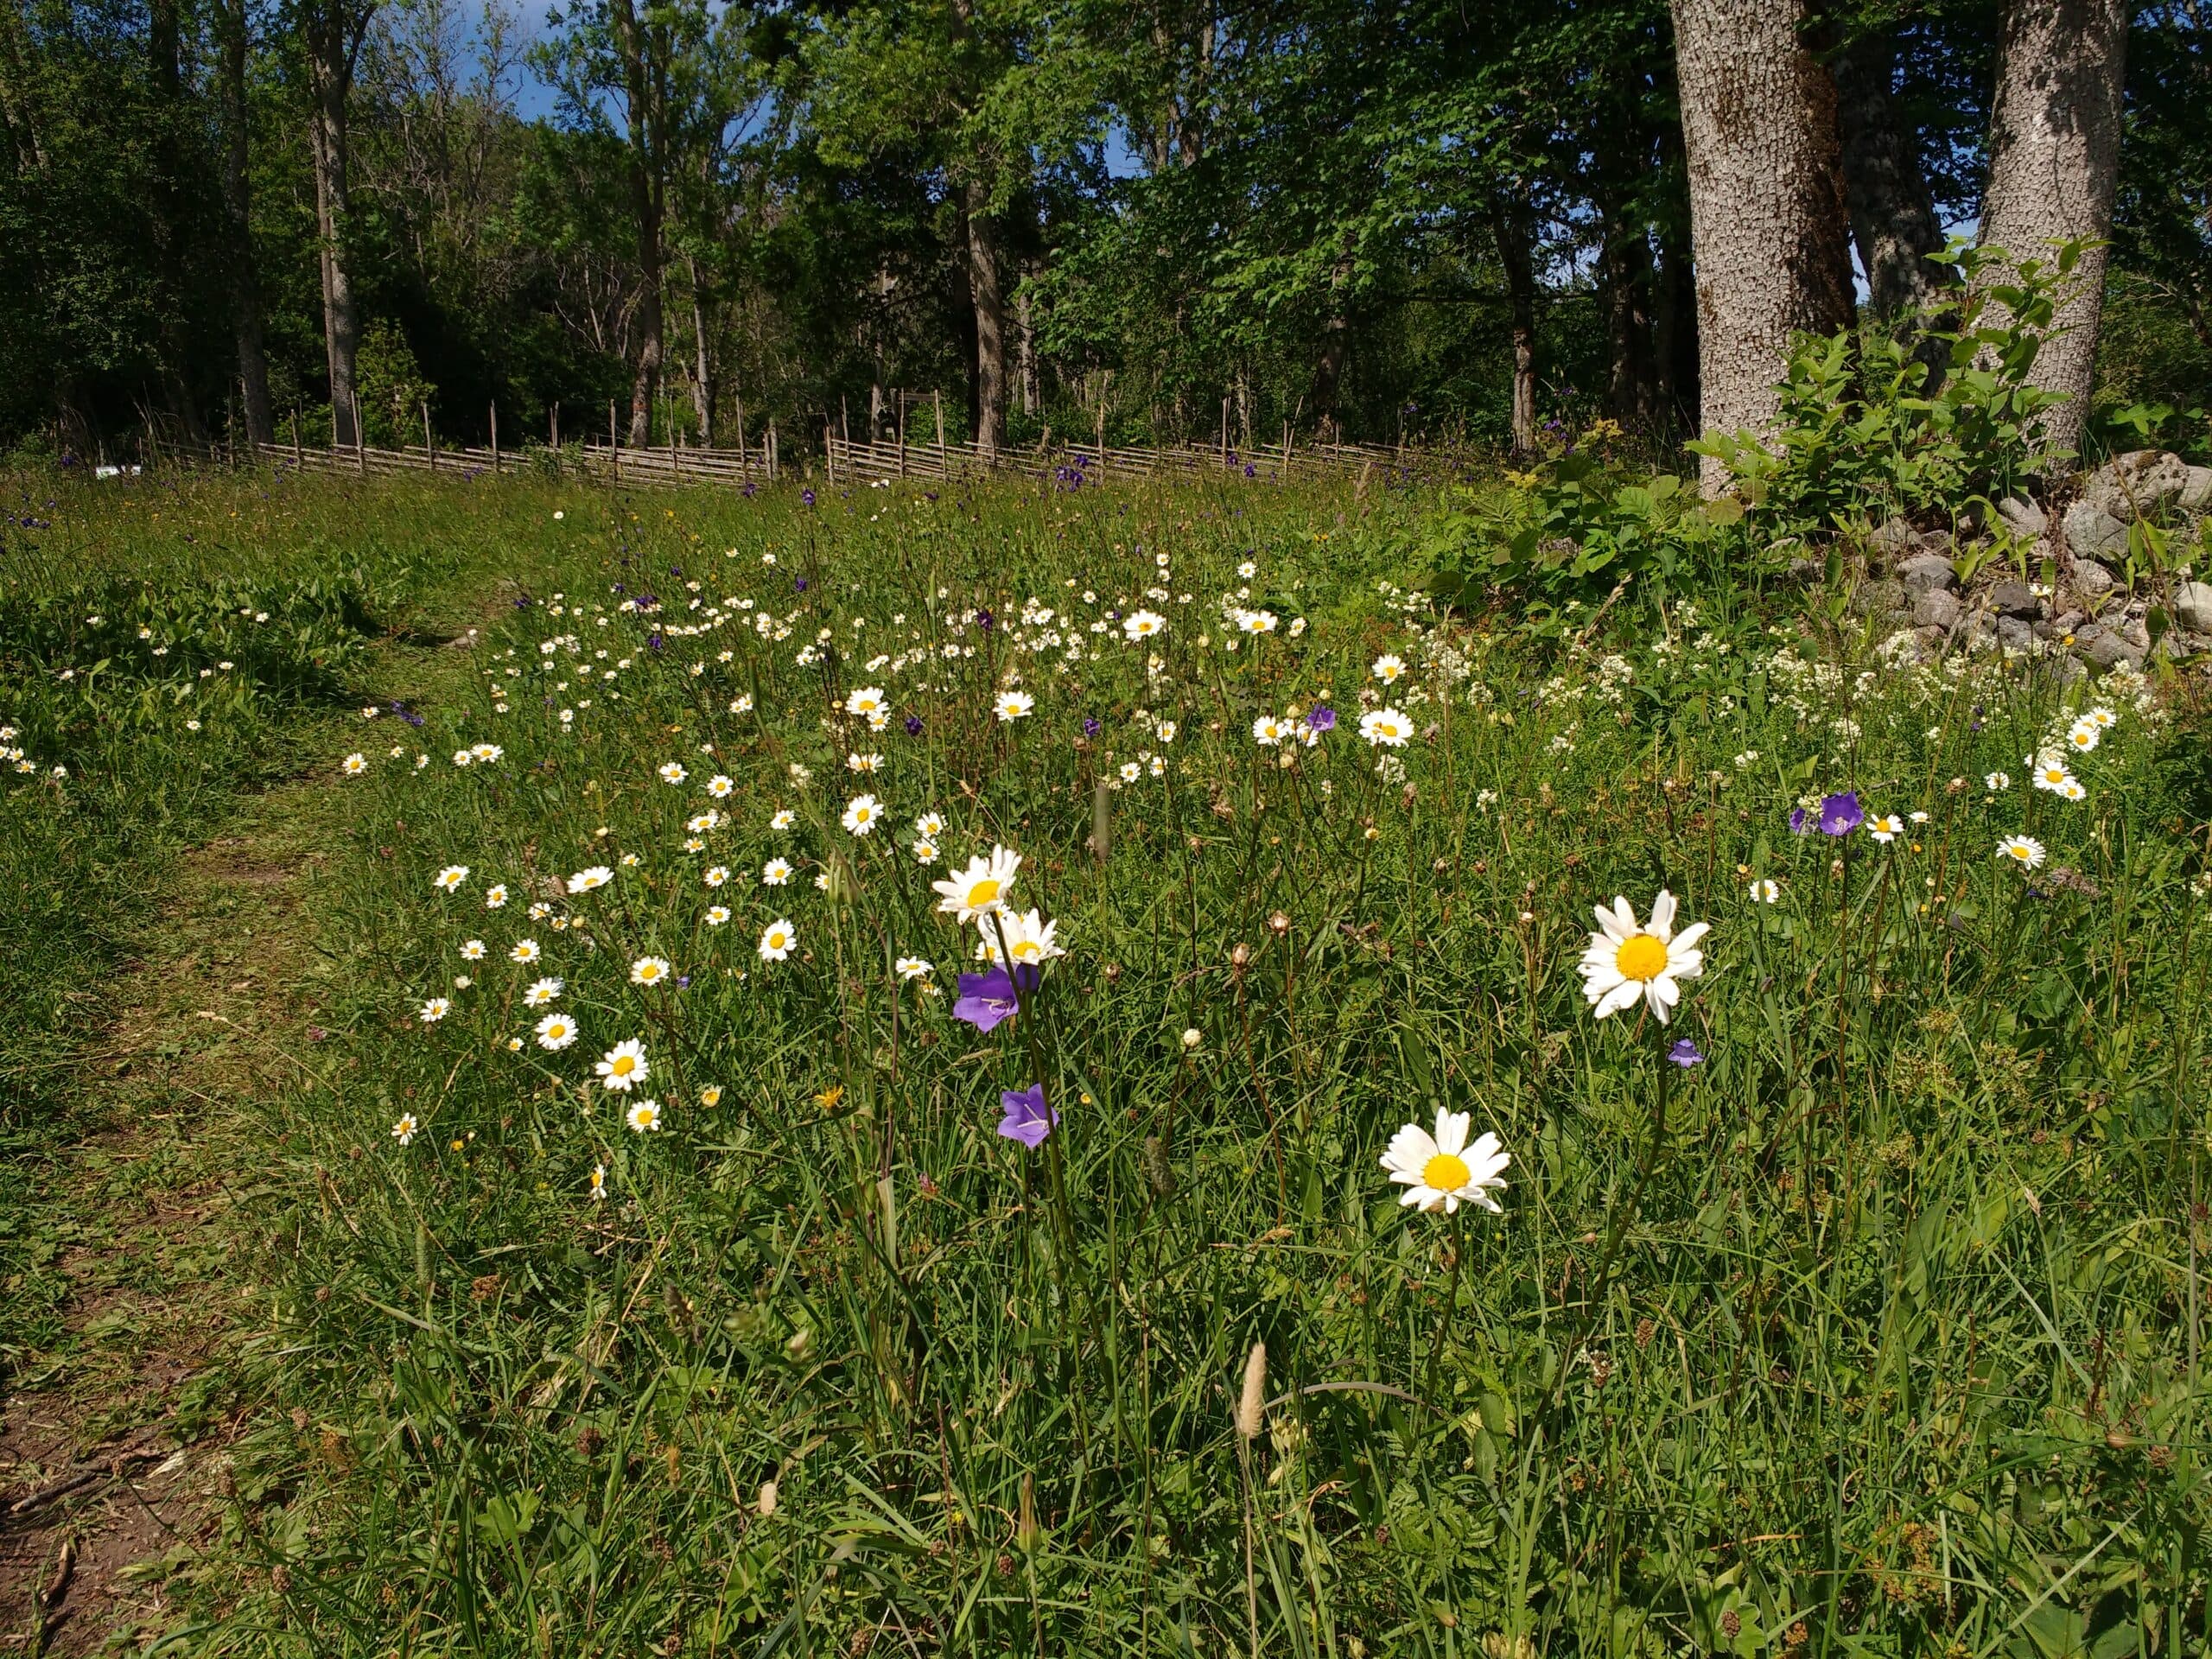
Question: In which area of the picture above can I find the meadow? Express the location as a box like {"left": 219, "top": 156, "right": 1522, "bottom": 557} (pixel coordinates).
{"left": 4, "top": 459, "right": 2212, "bottom": 1657}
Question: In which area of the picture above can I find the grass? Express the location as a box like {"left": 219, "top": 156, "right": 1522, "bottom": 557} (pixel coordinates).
{"left": 5, "top": 461, "right": 2212, "bottom": 1656}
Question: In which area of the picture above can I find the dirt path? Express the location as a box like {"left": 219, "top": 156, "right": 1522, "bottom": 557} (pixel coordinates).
{"left": 0, "top": 778, "right": 336, "bottom": 1654}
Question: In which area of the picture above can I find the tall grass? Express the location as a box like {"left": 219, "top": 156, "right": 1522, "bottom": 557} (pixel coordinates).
{"left": 9, "top": 463, "right": 2212, "bottom": 1656}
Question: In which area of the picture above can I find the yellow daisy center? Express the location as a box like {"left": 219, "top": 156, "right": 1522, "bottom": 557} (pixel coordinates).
{"left": 611, "top": 1056, "right": 635, "bottom": 1077}
{"left": 968, "top": 878, "right": 1001, "bottom": 907}
{"left": 1614, "top": 933, "right": 1669, "bottom": 982}
{"left": 1421, "top": 1153, "right": 1471, "bottom": 1192}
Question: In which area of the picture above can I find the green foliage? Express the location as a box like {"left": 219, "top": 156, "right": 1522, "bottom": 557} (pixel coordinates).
{"left": 1691, "top": 241, "right": 2086, "bottom": 532}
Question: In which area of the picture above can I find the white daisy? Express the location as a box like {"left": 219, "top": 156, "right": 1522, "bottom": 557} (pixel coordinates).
{"left": 707, "top": 773, "right": 734, "bottom": 798}
{"left": 1251, "top": 715, "right": 1286, "bottom": 747}
{"left": 845, "top": 686, "right": 888, "bottom": 718}
{"left": 1122, "top": 610, "right": 1166, "bottom": 641}
{"left": 434, "top": 865, "right": 470, "bottom": 892}
{"left": 1577, "top": 890, "right": 1709, "bottom": 1024}
{"left": 595, "top": 1038, "right": 649, "bottom": 1091}
{"left": 762, "top": 857, "right": 793, "bottom": 886}
{"left": 895, "top": 956, "right": 933, "bottom": 981}
{"left": 630, "top": 955, "right": 672, "bottom": 987}
{"left": 391, "top": 1113, "right": 418, "bottom": 1146}
{"left": 569, "top": 865, "right": 613, "bottom": 893}
{"left": 626, "top": 1098, "right": 664, "bottom": 1133}
{"left": 461, "top": 938, "right": 487, "bottom": 961}
{"left": 932, "top": 845, "right": 1020, "bottom": 920}
{"left": 980, "top": 907, "right": 1062, "bottom": 969}
{"left": 658, "top": 761, "right": 688, "bottom": 785}
{"left": 1372, "top": 653, "right": 1406, "bottom": 684}
{"left": 534, "top": 1012, "right": 579, "bottom": 1050}
{"left": 1985, "top": 772, "right": 2011, "bottom": 792}
{"left": 842, "top": 794, "right": 883, "bottom": 835}
{"left": 1358, "top": 708, "right": 1412, "bottom": 747}
{"left": 770, "top": 809, "right": 796, "bottom": 831}
{"left": 704, "top": 865, "right": 729, "bottom": 887}
{"left": 1867, "top": 814, "right": 1904, "bottom": 843}
{"left": 1998, "top": 835, "right": 2047, "bottom": 870}
{"left": 510, "top": 938, "right": 541, "bottom": 964}
{"left": 1380, "top": 1109, "right": 1510, "bottom": 1215}
{"left": 758, "top": 918, "right": 797, "bottom": 962}
{"left": 705, "top": 905, "right": 731, "bottom": 926}
{"left": 523, "top": 976, "right": 563, "bottom": 1007}
{"left": 419, "top": 997, "right": 451, "bottom": 1022}
{"left": 1748, "top": 878, "right": 1780, "bottom": 904}
{"left": 995, "top": 690, "right": 1035, "bottom": 721}
{"left": 485, "top": 884, "right": 509, "bottom": 908}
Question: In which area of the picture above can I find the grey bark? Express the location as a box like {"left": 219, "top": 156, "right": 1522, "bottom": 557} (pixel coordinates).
{"left": 686, "top": 254, "right": 712, "bottom": 446}
{"left": 612, "top": 0, "right": 664, "bottom": 448}
{"left": 1831, "top": 33, "right": 1947, "bottom": 319}
{"left": 1490, "top": 189, "right": 1539, "bottom": 455}
{"left": 963, "top": 178, "right": 1007, "bottom": 454}
{"left": 304, "top": 0, "right": 373, "bottom": 448}
{"left": 219, "top": 0, "right": 273, "bottom": 444}
{"left": 1977, "top": 0, "right": 2128, "bottom": 460}
{"left": 1671, "top": 0, "right": 1854, "bottom": 492}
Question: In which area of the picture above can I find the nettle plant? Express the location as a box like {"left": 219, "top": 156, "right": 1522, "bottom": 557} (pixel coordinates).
{"left": 1690, "top": 239, "right": 2085, "bottom": 537}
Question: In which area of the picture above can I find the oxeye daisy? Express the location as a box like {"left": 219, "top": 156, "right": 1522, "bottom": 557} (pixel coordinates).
{"left": 510, "top": 938, "right": 541, "bottom": 964}
{"left": 698, "top": 1085, "right": 722, "bottom": 1107}
{"left": 630, "top": 955, "right": 672, "bottom": 987}
{"left": 2030, "top": 754, "right": 2075, "bottom": 794}
{"left": 707, "top": 773, "right": 734, "bottom": 798}
{"left": 419, "top": 996, "right": 451, "bottom": 1022}
{"left": 523, "top": 976, "right": 563, "bottom": 1007}
{"left": 588, "top": 1163, "right": 607, "bottom": 1201}
{"left": 1998, "top": 835, "right": 2046, "bottom": 869}
{"left": 1122, "top": 609, "right": 1166, "bottom": 640}
{"left": 981, "top": 908, "right": 1062, "bottom": 969}
{"left": 1867, "top": 814, "right": 1904, "bottom": 843}
{"left": 842, "top": 794, "right": 883, "bottom": 835}
{"left": 1371, "top": 653, "right": 1406, "bottom": 683}
{"left": 626, "top": 1098, "right": 664, "bottom": 1133}
{"left": 1358, "top": 708, "right": 1411, "bottom": 747}
{"left": 758, "top": 918, "right": 797, "bottom": 961}
{"left": 2057, "top": 775, "right": 2088, "bottom": 802}
{"left": 434, "top": 865, "right": 470, "bottom": 892}
{"left": 1380, "top": 1109, "right": 1510, "bottom": 1214}
{"left": 770, "top": 809, "right": 796, "bottom": 831}
{"left": 1578, "top": 890, "right": 1708, "bottom": 1024}
{"left": 704, "top": 865, "right": 728, "bottom": 887}
{"left": 895, "top": 956, "right": 933, "bottom": 981}
{"left": 1985, "top": 771, "right": 2011, "bottom": 792}
{"left": 595, "top": 1038, "right": 649, "bottom": 1090}
{"left": 569, "top": 865, "right": 613, "bottom": 893}
{"left": 658, "top": 761, "right": 688, "bottom": 785}
{"left": 461, "top": 938, "right": 487, "bottom": 960}
{"left": 704, "top": 905, "right": 731, "bottom": 926}
{"left": 391, "top": 1113, "right": 418, "bottom": 1146}
{"left": 915, "top": 812, "right": 944, "bottom": 838}
{"left": 933, "top": 845, "right": 1021, "bottom": 920}
{"left": 485, "top": 884, "right": 509, "bottom": 908}
{"left": 994, "top": 690, "right": 1035, "bottom": 722}
{"left": 534, "top": 1012, "right": 579, "bottom": 1050}
{"left": 763, "top": 857, "right": 792, "bottom": 885}
{"left": 1748, "top": 878, "right": 1781, "bottom": 904}
{"left": 1118, "top": 761, "right": 1141, "bottom": 783}
{"left": 341, "top": 752, "right": 368, "bottom": 776}
{"left": 2065, "top": 720, "right": 2100, "bottom": 753}
{"left": 2085, "top": 706, "right": 2117, "bottom": 730}
{"left": 1251, "top": 715, "right": 1286, "bottom": 747}
{"left": 912, "top": 838, "right": 939, "bottom": 863}
{"left": 845, "top": 686, "right": 887, "bottom": 718}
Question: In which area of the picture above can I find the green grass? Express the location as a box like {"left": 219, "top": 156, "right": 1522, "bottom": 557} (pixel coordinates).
{"left": 7, "top": 463, "right": 2212, "bottom": 1656}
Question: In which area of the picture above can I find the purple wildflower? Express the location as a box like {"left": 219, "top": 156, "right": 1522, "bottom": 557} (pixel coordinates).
{"left": 1668, "top": 1039, "right": 1705, "bottom": 1068}
{"left": 801, "top": 488, "right": 816, "bottom": 506}
{"left": 953, "top": 967, "right": 1020, "bottom": 1034}
{"left": 1083, "top": 716, "right": 1101, "bottom": 739}
{"left": 976, "top": 608, "right": 995, "bottom": 633}
{"left": 1306, "top": 705, "right": 1337, "bottom": 734}
{"left": 795, "top": 576, "right": 808, "bottom": 593}
{"left": 996, "top": 1084, "right": 1058, "bottom": 1148}
{"left": 1817, "top": 792, "right": 1863, "bottom": 836}
{"left": 904, "top": 714, "right": 924, "bottom": 736}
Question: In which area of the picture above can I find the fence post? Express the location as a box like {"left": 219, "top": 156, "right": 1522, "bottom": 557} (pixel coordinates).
{"left": 736, "top": 397, "right": 748, "bottom": 478}
{"left": 610, "top": 401, "right": 620, "bottom": 483}
{"left": 934, "top": 391, "right": 946, "bottom": 478}
{"left": 1219, "top": 398, "right": 1230, "bottom": 468}
{"left": 424, "top": 402, "right": 435, "bottom": 472}
{"left": 768, "top": 422, "right": 778, "bottom": 481}
{"left": 490, "top": 401, "right": 499, "bottom": 474}
{"left": 1281, "top": 420, "right": 1291, "bottom": 482}
{"left": 355, "top": 391, "right": 366, "bottom": 476}
{"left": 291, "top": 409, "right": 302, "bottom": 468}
{"left": 551, "top": 401, "right": 559, "bottom": 449}
{"left": 824, "top": 425, "right": 836, "bottom": 486}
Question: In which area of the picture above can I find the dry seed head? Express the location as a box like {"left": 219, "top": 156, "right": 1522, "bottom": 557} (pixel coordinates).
{"left": 1236, "top": 1341, "right": 1268, "bottom": 1440}
{"left": 757, "top": 1479, "right": 779, "bottom": 1518}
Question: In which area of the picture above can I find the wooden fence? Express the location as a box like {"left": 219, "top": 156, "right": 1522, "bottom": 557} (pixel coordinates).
{"left": 160, "top": 420, "right": 1448, "bottom": 491}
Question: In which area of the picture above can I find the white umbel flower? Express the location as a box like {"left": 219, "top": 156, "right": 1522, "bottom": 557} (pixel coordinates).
{"left": 1577, "top": 890, "right": 1708, "bottom": 1024}
{"left": 1380, "top": 1109, "right": 1510, "bottom": 1215}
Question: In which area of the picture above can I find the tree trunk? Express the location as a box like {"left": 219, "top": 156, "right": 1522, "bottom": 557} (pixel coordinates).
{"left": 305, "top": 0, "right": 369, "bottom": 449}
{"left": 612, "top": 0, "right": 664, "bottom": 449}
{"left": 1652, "top": 118, "right": 1699, "bottom": 437}
{"left": 1831, "top": 33, "right": 1946, "bottom": 319}
{"left": 219, "top": 0, "right": 273, "bottom": 445}
{"left": 1490, "top": 190, "right": 1539, "bottom": 455}
{"left": 1593, "top": 121, "right": 1660, "bottom": 433}
{"left": 686, "top": 255, "right": 712, "bottom": 446}
{"left": 963, "top": 178, "right": 1006, "bottom": 454}
{"left": 1977, "top": 0, "right": 2127, "bottom": 460}
{"left": 1671, "top": 0, "right": 1854, "bottom": 491}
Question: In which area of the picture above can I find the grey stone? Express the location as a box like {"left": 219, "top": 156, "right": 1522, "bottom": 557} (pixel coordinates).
{"left": 1997, "top": 496, "right": 2048, "bottom": 538}
{"left": 1869, "top": 518, "right": 1919, "bottom": 567}
{"left": 1898, "top": 552, "right": 1958, "bottom": 592}
{"left": 1990, "top": 579, "right": 2040, "bottom": 618}
{"left": 2069, "top": 559, "right": 2117, "bottom": 600}
{"left": 2182, "top": 467, "right": 2212, "bottom": 513}
{"left": 2077, "top": 626, "right": 2145, "bottom": 670}
{"left": 1851, "top": 579, "right": 1910, "bottom": 620}
{"left": 2063, "top": 499, "right": 2131, "bottom": 559}
{"left": 1996, "top": 615, "right": 2036, "bottom": 652}
{"left": 2117, "top": 617, "right": 2151, "bottom": 650}
{"left": 1910, "top": 587, "right": 1961, "bottom": 630}
{"left": 2033, "top": 618, "right": 2069, "bottom": 641}
{"left": 1783, "top": 556, "right": 1823, "bottom": 586}
{"left": 2084, "top": 450, "right": 2191, "bottom": 521}
{"left": 2175, "top": 581, "right": 2212, "bottom": 634}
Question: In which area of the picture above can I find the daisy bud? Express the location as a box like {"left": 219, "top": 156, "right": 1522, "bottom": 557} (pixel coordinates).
{"left": 1230, "top": 942, "right": 1251, "bottom": 971}
{"left": 1268, "top": 912, "right": 1291, "bottom": 935}
{"left": 1236, "top": 1341, "right": 1268, "bottom": 1440}
{"left": 757, "top": 1479, "right": 778, "bottom": 1518}
{"left": 1181, "top": 1028, "right": 1202, "bottom": 1050}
